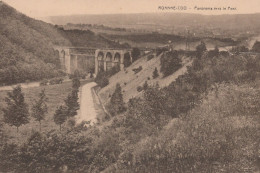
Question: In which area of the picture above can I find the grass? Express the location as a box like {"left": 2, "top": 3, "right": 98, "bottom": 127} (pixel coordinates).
{"left": 0, "top": 79, "right": 92, "bottom": 144}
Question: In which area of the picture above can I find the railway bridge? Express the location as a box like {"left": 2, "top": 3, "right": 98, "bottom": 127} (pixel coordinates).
{"left": 54, "top": 47, "right": 133, "bottom": 75}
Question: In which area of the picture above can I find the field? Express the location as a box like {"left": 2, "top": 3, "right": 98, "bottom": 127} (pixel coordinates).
{"left": 0, "top": 80, "right": 91, "bottom": 144}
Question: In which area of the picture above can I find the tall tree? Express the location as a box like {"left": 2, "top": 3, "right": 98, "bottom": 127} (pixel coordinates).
{"left": 31, "top": 89, "right": 48, "bottom": 131}
{"left": 131, "top": 47, "right": 141, "bottom": 62}
{"left": 110, "top": 83, "right": 125, "bottom": 115}
{"left": 3, "top": 85, "right": 30, "bottom": 132}
{"left": 64, "top": 90, "right": 79, "bottom": 118}
{"left": 72, "top": 77, "right": 80, "bottom": 90}
{"left": 196, "top": 41, "right": 207, "bottom": 58}
{"left": 53, "top": 105, "right": 67, "bottom": 131}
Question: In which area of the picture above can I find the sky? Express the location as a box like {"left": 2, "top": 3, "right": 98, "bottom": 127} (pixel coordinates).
{"left": 2, "top": 0, "right": 260, "bottom": 18}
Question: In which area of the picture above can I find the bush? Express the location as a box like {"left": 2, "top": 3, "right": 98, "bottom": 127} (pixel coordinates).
{"left": 40, "top": 79, "right": 48, "bottom": 86}
{"left": 147, "top": 54, "right": 155, "bottom": 61}
{"left": 152, "top": 67, "right": 159, "bottom": 79}
{"left": 132, "top": 66, "right": 142, "bottom": 74}
{"left": 131, "top": 47, "right": 141, "bottom": 62}
{"left": 49, "top": 77, "right": 63, "bottom": 85}
{"left": 95, "top": 71, "right": 109, "bottom": 88}
{"left": 160, "top": 51, "right": 182, "bottom": 77}
{"left": 137, "top": 86, "right": 143, "bottom": 92}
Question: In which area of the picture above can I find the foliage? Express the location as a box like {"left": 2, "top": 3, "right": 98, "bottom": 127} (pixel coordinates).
{"left": 53, "top": 105, "right": 67, "bottom": 131}
{"left": 208, "top": 46, "right": 219, "bottom": 58}
{"left": 64, "top": 89, "right": 80, "bottom": 118}
{"left": 142, "top": 81, "right": 149, "bottom": 90}
{"left": 136, "top": 86, "right": 143, "bottom": 92}
{"left": 72, "top": 77, "right": 80, "bottom": 90}
{"left": 152, "top": 67, "right": 159, "bottom": 79}
{"left": 132, "top": 66, "right": 142, "bottom": 74}
{"left": 2, "top": 85, "right": 30, "bottom": 132}
{"left": 196, "top": 41, "right": 207, "bottom": 58}
{"left": 131, "top": 47, "right": 141, "bottom": 62}
{"left": 231, "top": 45, "right": 249, "bottom": 53}
{"left": 123, "top": 53, "right": 132, "bottom": 68}
{"left": 156, "top": 47, "right": 168, "bottom": 56}
{"left": 108, "top": 83, "right": 125, "bottom": 116}
{"left": 49, "top": 77, "right": 64, "bottom": 85}
{"left": 252, "top": 41, "right": 260, "bottom": 52}
{"left": 95, "top": 71, "right": 109, "bottom": 88}
{"left": 39, "top": 79, "right": 48, "bottom": 86}
{"left": 147, "top": 54, "right": 155, "bottom": 61}
{"left": 95, "top": 66, "right": 120, "bottom": 88}
{"left": 160, "top": 51, "right": 182, "bottom": 77}
{"left": 31, "top": 89, "right": 48, "bottom": 131}
{"left": 118, "top": 84, "right": 260, "bottom": 172}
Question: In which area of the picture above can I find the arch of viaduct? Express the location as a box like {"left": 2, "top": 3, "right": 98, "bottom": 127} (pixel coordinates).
{"left": 54, "top": 47, "right": 132, "bottom": 75}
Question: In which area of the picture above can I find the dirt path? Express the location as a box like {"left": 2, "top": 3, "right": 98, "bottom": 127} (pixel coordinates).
{"left": 76, "top": 82, "right": 106, "bottom": 125}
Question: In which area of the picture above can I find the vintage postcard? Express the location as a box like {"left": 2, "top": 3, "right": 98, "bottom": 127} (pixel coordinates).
{"left": 0, "top": 0, "right": 259, "bottom": 172}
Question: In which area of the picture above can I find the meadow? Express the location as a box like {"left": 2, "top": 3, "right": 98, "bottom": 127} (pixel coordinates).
{"left": 0, "top": 80, "right": 91, "bottom": 144}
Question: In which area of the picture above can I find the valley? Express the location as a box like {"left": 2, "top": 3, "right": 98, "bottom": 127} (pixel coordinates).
{"left": 0, "top": 1, "right": 259, "bottom": 173}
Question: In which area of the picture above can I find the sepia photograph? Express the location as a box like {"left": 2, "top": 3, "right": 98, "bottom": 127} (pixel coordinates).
{"left": 0, "top": 0, "right": 259, "bottom": 172}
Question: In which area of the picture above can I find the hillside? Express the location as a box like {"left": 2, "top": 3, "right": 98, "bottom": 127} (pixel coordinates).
{"left": 0, "top": 2, "right": 123, "bottom": 85}
{"left": 98, "top": 52, "right": 192, "bottom": 106}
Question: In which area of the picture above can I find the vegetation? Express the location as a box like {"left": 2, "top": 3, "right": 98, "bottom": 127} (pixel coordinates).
{"left": 160, "top": 51, "right": 182, "bottom": 77}
{"left": 107, "top": 83, "right": 126, "bottom": 116}
{"left": 0, "top": 47, "right": 259, "bottom": 172}
{"left": 0, "top": 3, "right": 259, "bottom": 171}
{"left": 131, "top": 47, "right": 141, "bottom": 62}
{"left": 95, "top": 66, "right": 120, "bottom": 88}
{"left": 2, "top": 86, "right": 30, "bottom": 132}
{"left": 53, "top": 105, "right": 67, "bottom": 131}
{"left": 152, "top": 67, "right": 159, "bottom": 79}
{"left": 252, "top": 41, "right": 260, "bottom": 53}
{"left": 31, "top": 89, "right": 48, "bottom": 131}
{"left": 132, "top": 66, "right": 143, "bottom": 74}
{"left": 0, "top": 2, "right": 124, "bottom": 86}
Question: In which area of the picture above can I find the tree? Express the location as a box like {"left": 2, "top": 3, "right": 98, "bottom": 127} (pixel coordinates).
{"left": 252, "top": 41, "right": 260, "bottom": 53}
{"left": 53, "top": 105, "right": 67, "bottom": 131}
{"left": 31, "top": 89, "right": 48, "bottom": 131}
{"left": 160, "top": 51, "right": 182, "bottom": 77}
{"left": 131, "top": 47, "right": 141, "bottom": 62}
{"left": 143, "top": 81, "right": 149, "bottom": 90}
{"left": 72, "top": 77, "right": 80, "bottom": 90}
{"left": 153, "top": 67, "right": 159, "bottom": 79}
{"left": 2, "top": 85, "right": 30, "bottom": 132}
{"left": 64, "top": 90, "right": 79, "bottom": 118}
{"left": 110, "top": 83, "right": 125, "bottom": 115}
{"left": 196, "top": 41, "right": 207, "bottom": 58}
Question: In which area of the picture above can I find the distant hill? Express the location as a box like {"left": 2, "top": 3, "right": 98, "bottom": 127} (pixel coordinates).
{"left": 0, "top": 2, "right": 123, "bottom": 85}
{"left": 47, "top": 13, "right": 260, "bottom": 31}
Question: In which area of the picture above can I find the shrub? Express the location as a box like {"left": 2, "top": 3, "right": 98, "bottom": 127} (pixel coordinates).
{"left": 95, "top": 73, "right": 109, "bottom": 88}
{"left": 137, "top": 86, "right": 143, "bottom": 92}
{"left": 49, "top": 77, "right": 63, "bottom": 85}
{"left": 40, "top": 79, "right": 48, "bottom": 86}
{"left": 147, "top": 54, "right": 155, "bottom": 61}
{"left": 131, "top": 47, "right": 141, "bottom": 62}
{"left": 152, "top": 67, "right": 159, "bottom": 79}
{"left": 132, "top": 66, "right": 142, "bottom": 74}
{"left": 160, "top": 51, "right": 182, "bottom": 77}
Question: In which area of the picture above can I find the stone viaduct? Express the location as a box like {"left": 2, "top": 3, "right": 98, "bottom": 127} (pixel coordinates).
{"left": 54, "top": 46, "right": 133, "bottom": 75}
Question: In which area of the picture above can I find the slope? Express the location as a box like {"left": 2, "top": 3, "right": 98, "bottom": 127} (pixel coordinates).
{"left": 0, "top": 2, "right": 124, "bottom": 85}
{"left": 98, "top": 52, "right": 192, "bottom": 105}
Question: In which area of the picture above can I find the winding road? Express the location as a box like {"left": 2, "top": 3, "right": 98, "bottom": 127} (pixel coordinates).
{"left": 76, "top": 82, "right": 102, "bottom": 125}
